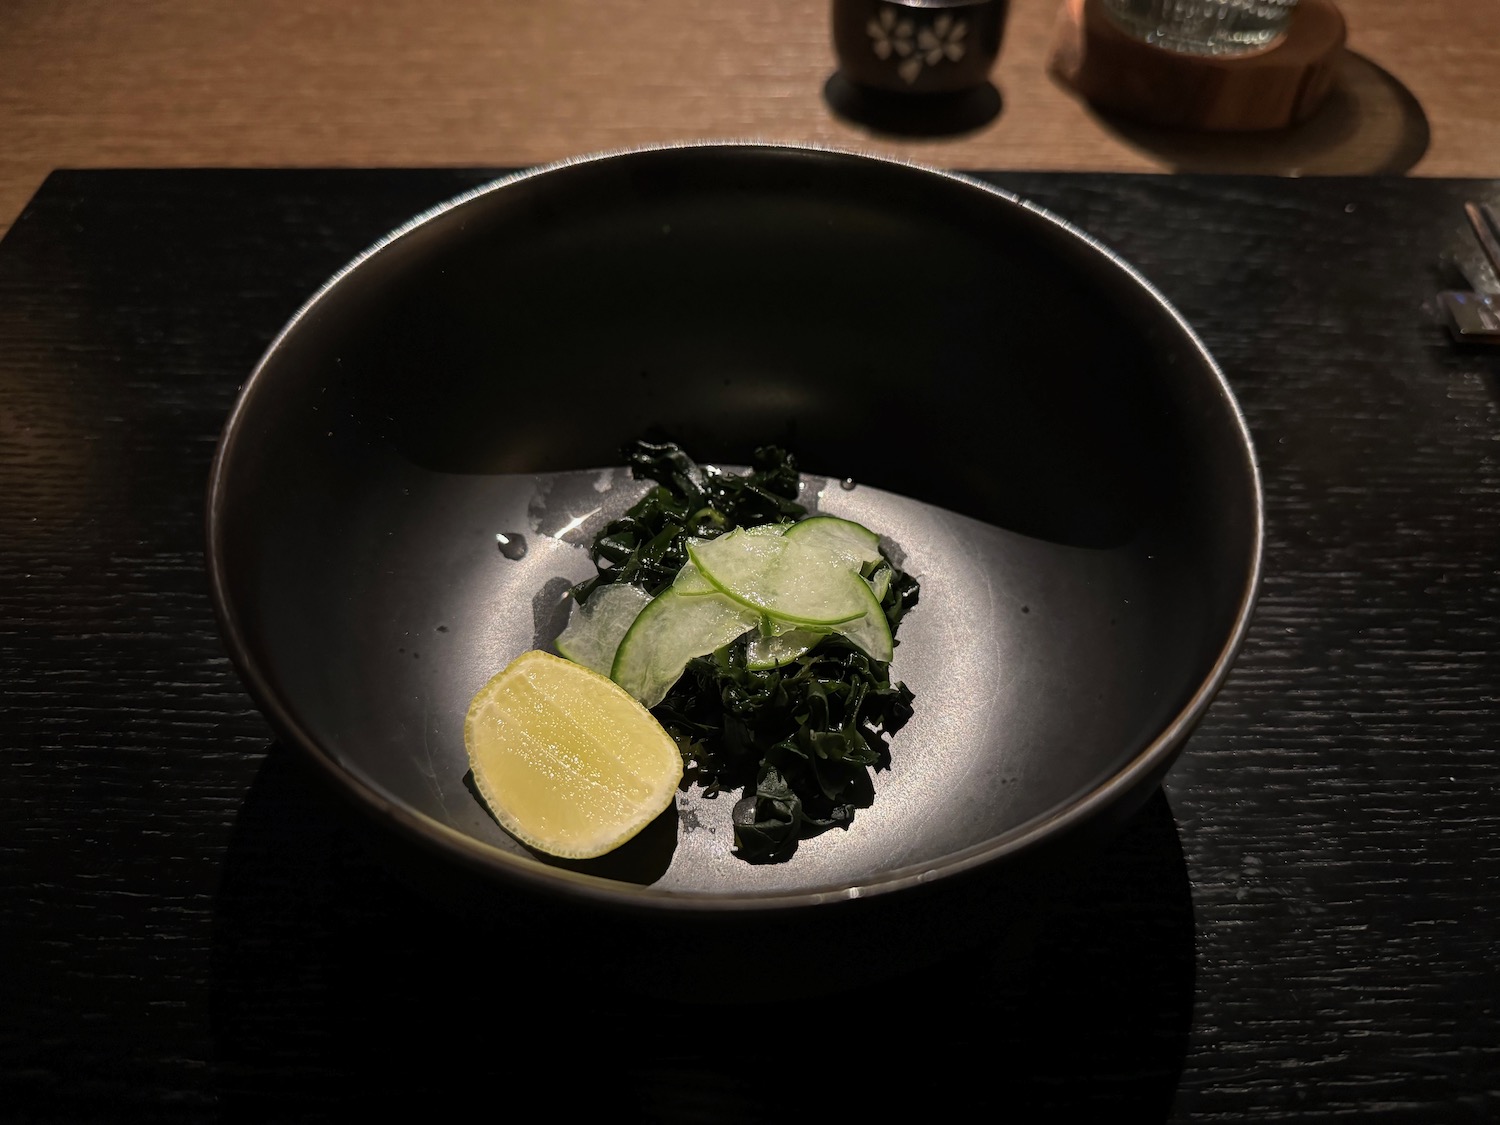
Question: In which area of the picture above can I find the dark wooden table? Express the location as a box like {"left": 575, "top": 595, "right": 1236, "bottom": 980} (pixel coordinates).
{"left": 2, "top": 168, "right": 1498, "bottom": 1122}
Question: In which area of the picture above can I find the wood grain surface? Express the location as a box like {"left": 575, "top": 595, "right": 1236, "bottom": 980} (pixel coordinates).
{"left": 1, "top": 166, "right": 1497, "bottom": 1120}
{"left": 3, "top": 0, "right": 1499, "bottom": 241}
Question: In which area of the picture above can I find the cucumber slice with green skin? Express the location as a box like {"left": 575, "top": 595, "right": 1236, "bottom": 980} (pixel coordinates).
{"left": 688, "top": 527, "right": 866, "bottom": 627}
{"left": 759, "top": 613, "right": 815, "bottom": 638}
{"left": 611, "top": 518, "right": 895, "bottom": 686}
{"left": 554, "top": 582, "right": 654, "bottom": 677}
{"left": 780, "top": 517, "right": 894, "bottom": 659}
{"left": 782, "top": 515, "right": 884, "bottom": 571}
{"left": 744, "top": 576, "right": 892, "bottom": 665}
{"left": 671, "top": 560, "right": 718, "bottom": 596}
{"left": 825, "top": 571, "right": 894, "bottom": 662}
{"left": 744, "top": 628, "right": 825, "bottom": 669}
{"left": 843, "top": 577, "right": 894, "bottom": 662}
{"left": 610, "top": 587, "right": 758, "bottom": 708}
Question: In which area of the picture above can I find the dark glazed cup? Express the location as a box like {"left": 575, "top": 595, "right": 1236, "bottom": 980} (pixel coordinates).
{"left": 832, "top": 0, "right": 1008, "bottom": 95}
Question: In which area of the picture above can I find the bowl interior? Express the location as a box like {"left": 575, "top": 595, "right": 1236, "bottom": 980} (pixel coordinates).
{"left": 210, "top": 145, "right": 1259, "bottom": 905}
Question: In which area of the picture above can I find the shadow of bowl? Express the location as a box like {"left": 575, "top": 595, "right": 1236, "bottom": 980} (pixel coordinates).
{"left": 210, "top": 743, "right": 1197, "bottom": 1119}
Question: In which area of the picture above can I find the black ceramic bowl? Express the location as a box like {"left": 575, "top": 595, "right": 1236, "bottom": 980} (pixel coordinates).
{"left": 208, "top": 143, "right": 1261, "bottom": 918}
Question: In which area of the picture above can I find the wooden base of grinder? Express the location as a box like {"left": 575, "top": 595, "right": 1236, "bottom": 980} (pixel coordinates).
{"left": 1050, "top": 0, "right": 1347, "bottom": 131}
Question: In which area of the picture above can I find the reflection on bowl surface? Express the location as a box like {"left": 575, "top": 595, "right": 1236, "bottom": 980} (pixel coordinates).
{"left": 208, "top": 142, "right": 1261, "bottom": 911}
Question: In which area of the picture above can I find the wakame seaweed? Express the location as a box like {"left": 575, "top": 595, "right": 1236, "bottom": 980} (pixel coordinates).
{"left": 573, "top": 440, "right": 918, "bottom": 863}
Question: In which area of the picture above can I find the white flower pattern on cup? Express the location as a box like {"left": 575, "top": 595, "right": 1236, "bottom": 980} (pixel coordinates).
{"left": 866, "top": 8, "right": 916, "bottom": 61}
{"left": 867, "top": 7, "right": 969, "bottom": 85}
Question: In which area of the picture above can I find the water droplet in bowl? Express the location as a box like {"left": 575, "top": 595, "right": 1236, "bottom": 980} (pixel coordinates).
{"left": 496, "top": 532, "right": 529, "bottom": 560}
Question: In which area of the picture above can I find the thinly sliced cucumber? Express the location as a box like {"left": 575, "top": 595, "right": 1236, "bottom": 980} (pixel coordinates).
{"left": 744, "top": 628, "right": 825, "bottom": 669}
{"left": 783, "top": 517, "right": 895, "bottom": 659}
{"left": 783, "top": 515, "right": 883, "bottom": 570}
{"left": 688, "top": 527, "right": 866, "bottom": 627}
{"left": 611, "top": 587, "right": 757, "bottom": 708}
{"left": 744, "top": 577, "right": 891, "bottom": 665}
{"left": 836, "top": 573, "right": 894, "bottom": 662}
{"left": 672, "top": 560, "right": 718, "bottom": 596}
{"left": 554, "top": 582, "right": 653, "bottom": 677}
{"left": 759, "top": 614, "right": 812, "bottom": 637}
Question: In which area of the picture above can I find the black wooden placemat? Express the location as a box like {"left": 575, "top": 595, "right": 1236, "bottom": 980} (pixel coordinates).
{"left": 1, "top": 168, "right": 1497, "bottom": 1122}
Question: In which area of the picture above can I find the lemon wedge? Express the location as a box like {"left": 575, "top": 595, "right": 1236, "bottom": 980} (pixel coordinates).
{"left": 464, "top": 649, "right": 683, "bottom": 859}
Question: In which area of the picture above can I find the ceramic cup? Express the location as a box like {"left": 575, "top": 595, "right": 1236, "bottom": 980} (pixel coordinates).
{"left": 832, "top": 0, "right": 1008, "bottom": 95}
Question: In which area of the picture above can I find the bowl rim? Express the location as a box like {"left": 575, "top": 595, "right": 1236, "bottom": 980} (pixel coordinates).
{"left": 205, "top": 139, "right": 1265, "bottom": 914}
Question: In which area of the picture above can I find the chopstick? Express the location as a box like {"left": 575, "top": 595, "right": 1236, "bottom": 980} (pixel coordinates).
{"left": 1464, "top": 201, "right": 1500, "bottom": 282}
{"left": 1441, "top": 201, "right": 1500, "bottom": 344}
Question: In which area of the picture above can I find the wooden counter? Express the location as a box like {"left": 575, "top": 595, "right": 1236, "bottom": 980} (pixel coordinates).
{"left": 2, "top": 0, "right": 1497, "bottom": 239}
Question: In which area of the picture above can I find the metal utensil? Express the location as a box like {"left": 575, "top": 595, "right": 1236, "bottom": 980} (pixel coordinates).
{"left": 1441, "top": 200, "right": 1500, "bottom": 344}
{"left": 1464, "top": 200, "right": 1500, "bottom": 279}
{"left": 1439, "top": 290, "right": 1500, "bottom": 342}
